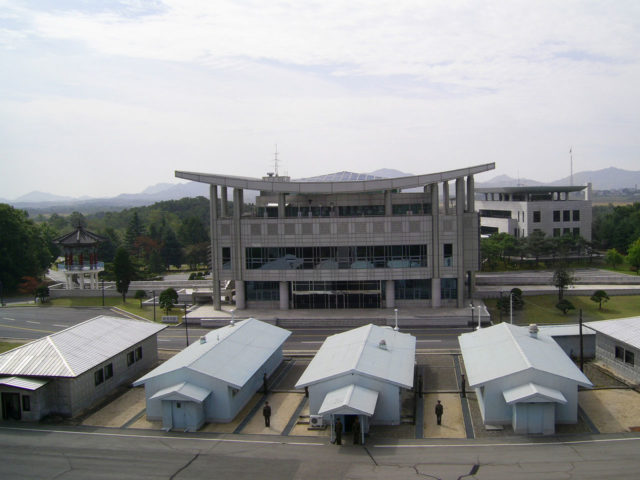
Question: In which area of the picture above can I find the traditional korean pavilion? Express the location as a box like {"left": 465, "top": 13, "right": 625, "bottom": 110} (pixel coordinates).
{"left": 54, "top": 226, "right": 106, "bottom": 289}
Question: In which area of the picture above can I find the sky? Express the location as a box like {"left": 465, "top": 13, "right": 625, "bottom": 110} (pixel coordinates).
{"left": 1, "top": 0, "right": 639, "bottom": 199}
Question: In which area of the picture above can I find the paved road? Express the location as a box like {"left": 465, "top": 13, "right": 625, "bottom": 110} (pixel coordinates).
{"left": 1, "top": 426, "right": 639, "bottom": 479}
{"left": 0, "top": 307, "right": 127, "bottom": 340}
{"left": 0, "top": 307, "right": 469, "bottom": 353}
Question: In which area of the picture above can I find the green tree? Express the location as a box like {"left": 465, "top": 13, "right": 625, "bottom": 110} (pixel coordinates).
{"left": 113, "top": 247, "right": 136, "bottom": 302}
{"left": 497, "top": 288, "right": 524, "bottom": 315}
{"left": 556, "top": 299, "right": 575, "bottom": 315}
{"left": 605, "top": 248, "right": 625, "bottom": 269}
{"left": 159, "top": 287, "right": 178, "bottom": 315}
{"left": 0, "top": 204, "right": 58, "bottom": 290}
{"left": 553, "top": 266, "right": 574, "bottom": 300}
{"left": 526, "top": 230, "right": 548, "bottom": 265}
{"left": 178, "top": 216, "right": 209, "bottom": 245}
{"left": 134, "top": 289, "right": 147, "bottom": 308}
{"left": 627, "top": 238, "right": 640, "bottom": 274}
{"left": 47, "top": 213, "right": 68, "bottom": 233}
{"left": 590, "top": 290, "right": 610, "bottom": 310}
{"left": 161, "top": 228, "right": 183, "bottom": 269}
{"left": 35, "top": 284, "right": 50, "bottom": 303}
{"left": 125, "top": 212, "right": 145, "bottom": 254}
{"left": 68, "top": 211, "right": 87, "bottom": 228}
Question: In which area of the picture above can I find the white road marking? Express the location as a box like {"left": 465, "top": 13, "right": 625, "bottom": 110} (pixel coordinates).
{"left": 53, "top": 324, "right": 69, "bottom": 328}
{"left": 26, "top": 321, "right": 40, "bottom": 324}
{"left": 301, "top": 341, "right": 324, "bottom": 344}
{"left": 417, "top": 340, "right": 443, "bottom": 343}
{"left": 2, "top": 317, "right": 15, "bottom": 321}
{"left": 158, "top": 339, "right": 172, "bottom": 342}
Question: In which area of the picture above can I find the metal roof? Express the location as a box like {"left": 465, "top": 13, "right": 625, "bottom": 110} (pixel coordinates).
{"left": 149, "top": 382, "right": 211, "bottom": 403}
{"left": 295, "top": 324, "right": 416, "bottom": 389}
{"left": 0, "top": 316, "right": 166, "bottom": 378}
{"left": 318, "top": 384, "right": 379, "bottom": 417}
{"left": 538, "top": 324, "right": 596, "bottom": 337}
{"left": 175, "top": 163, "right": 495, "bottom": 194}
{"left": 476, "top": 185, "right": 587, "bottom": 194}
{"left": 134, "top": 318, "right": 291, "bottom": 389}
{"left": 585, "top": 317, "right": 640, "bottom": 349}
{"left": 0, "top": 376, "right": 49, "bottom": 391}
{"left": 503, "top": 382, "right": 567, "bottom": 405}
{"left": 458, "top": 323, "right": 592, "bottom": 388}
{"left": 54, "top": 226, "right": 106, "bottom": 246}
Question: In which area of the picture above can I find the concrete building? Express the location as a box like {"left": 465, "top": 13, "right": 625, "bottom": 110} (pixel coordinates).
{"left": 176, "top": 163, "right": 494, "bottom": 311}
{"left": 0, "top": 316, "right": 165, "bottom": 422}
{"left": 475, "top": 185, "right": 592, "bottom": 240}
{"left": 133, "top": 318, "right": 291, "bottom": 432}
{"left": 295, "top": 324, "right": 416, "bottom": 443}
{"left": 459, "top": 323, "right": 592, "bottom": 435}
{"left": 586, "top": 317, "right": 640, "bottom": 384}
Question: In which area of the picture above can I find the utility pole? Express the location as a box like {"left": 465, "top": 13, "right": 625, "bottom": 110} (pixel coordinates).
{"left": 184, "top": 303, "right": 189, "bottom": 347}
{"left": 152, "top": 290, "right": 156, "bottom": 322}
{"left": 579, "top": 309, "right": 584, "bottom": 372}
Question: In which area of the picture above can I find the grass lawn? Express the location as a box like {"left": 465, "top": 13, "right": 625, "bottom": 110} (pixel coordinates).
{"left": 0, "top": 341, "right": 24, "bottom": 354}
{"left": 48, "top": 297, "right": 184, "bottom": 323}
{"left": 484, "top": 294, "right": 640, "bottom": 325}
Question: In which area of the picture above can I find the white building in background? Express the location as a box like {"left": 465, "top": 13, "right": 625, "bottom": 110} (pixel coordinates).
{"left": 133, "top": 318, "right": 291, "bottom": 432}
{"left": 176, "top": 163, "right": 494, "bottom": 311}
{"left": 586, "top": 317, "right": 640, "bottom": 384}
{"left": 475, "top": 185, "right": 592, "bottom": 240}
{"left": 459, "top": 323, "right": 592, "bottom": 435}
{"left": 295, "top": 324, "right": 416, "bottom": 444}
{"left": 0, "top": 316, "right": 165, "bottom": 422}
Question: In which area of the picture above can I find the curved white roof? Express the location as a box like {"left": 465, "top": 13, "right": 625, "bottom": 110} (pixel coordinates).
{"left": 175, "top": 163, "right": 495, "bottom": 194}
{"left": 134, "top": 318, "right": 291, "bottom": 389}
{"left": 295, "top": 324, "right": 416, "bottom": 389}
{"left": 459, "top": 323, "right": 592, "bottom": 388}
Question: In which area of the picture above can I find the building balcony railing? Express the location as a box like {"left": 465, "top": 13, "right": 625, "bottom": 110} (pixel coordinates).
{"left": 57, "top": 262, "right": 105, "bottom": 272}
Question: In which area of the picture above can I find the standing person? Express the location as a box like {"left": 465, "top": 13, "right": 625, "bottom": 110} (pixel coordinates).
{"left": 435, "top": 400, "right": 444, "bottom": 425}
{"left": 263, "top": 401, "right": 271, "bottom": 427}
{"left": 334, "top": 418, "right": 343, "bottom": 445}
{"left": 352, "top": 417, "right": 361, "bottom": 445}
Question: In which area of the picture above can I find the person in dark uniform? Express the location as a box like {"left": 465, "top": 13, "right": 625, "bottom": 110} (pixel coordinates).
{"left": 435, "top": 400, "right": 444, "bottom": 425}
{"left": 263, "top": 401, "right": 271, "bottom": 427}
{"left": 353, "top": 417, "right": 361, "bottom": 445}
{"left": 334, "top": 418, "right": 343, "bottom": 445}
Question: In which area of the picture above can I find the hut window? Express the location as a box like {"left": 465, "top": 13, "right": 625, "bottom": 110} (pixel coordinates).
{"left": 94, "top": 369, "right": 104, "bottom": 386}
{"left": 135, "top": 347, "right": 143, "bottom": 361}
{"left": 127, "top": 351, "right": 135, "bottom": 366}
{"left": 104, "top": 363, "right": 113, "bottom": 380}
{"left": 22, "top": 396, "right": 31, "bottom": 412}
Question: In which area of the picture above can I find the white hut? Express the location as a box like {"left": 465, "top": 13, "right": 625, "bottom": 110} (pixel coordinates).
{"left": 0, "top": 316, "right": 165, "bottom": 422}
{"left": 133, "top": 318, "right": 290, "bottom": 432}
{"left": 459, "top": 323, "right": 592, "bottom": 435}
{"left": 295, "top": 324, "right": 416, "bottom": 443}
{"left": 586, "top": 317, "right": 640, "bottom": 384}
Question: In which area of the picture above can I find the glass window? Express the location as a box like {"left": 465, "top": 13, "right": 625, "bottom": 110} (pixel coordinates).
{"left": 563, "top": 228, "right": 570, "bottom": 235}
{"left": 615, "top": 346, "right": 624, "bottom": 360}
{"left": 246, "top": 281, "right": 280, "bottom": 301}
{"left": 563, "top": 210, "right": 570, "bottom": 221}
{"left": 533, "top": 211, "right": 541, "bottom": 223}
{"left": 443, "top": 244, "right": 453, "bottom": 267}
{"left": 441, "top": 278, "right": 457, "bottom": 299}
{"left": 222, "top": 247, "right": 231, "bottom": 270}
{"left": 395, "top": 279, "right": 431, "bottom": 300}
{"left": 553, "top": 210, "right": 560, "bottom": 222}
{"left": 625, "top": 350, "right": 635, "bottom": 365}
{"left": 573, "top": 228, "right": 580, "bottom": 236}
{"left": 127, "top": 351, "right": 135, "bottom": 366}
{"left": 22, "top": 395, "right": 31, "bottom": 412}
{"left": 553, "top": 228, "right": 561, "bottom": 237}
{"left": 573, "top": 210, "right": 580, "bottom": 221}
{"left": 104, "top": 363, "right": 113, "bottom": 380}
{"left": 94, "top": 369, "right": 104, "bottom": 386}
{"left": 135, "top": 347, "right": 143, "bottom": 361}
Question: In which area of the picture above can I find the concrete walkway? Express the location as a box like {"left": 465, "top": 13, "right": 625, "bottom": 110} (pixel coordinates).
{"left": 579, "top": 389, "right": 640, "bottom": 433}
{"left": 422, "top": 393, "right": 466, "bottom": 438}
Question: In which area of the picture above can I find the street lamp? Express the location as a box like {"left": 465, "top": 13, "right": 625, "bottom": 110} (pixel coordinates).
{"left": 152, "top": 290, "right": 156, "bottom": 322}
{"left": 394, "top": 308, "right": 399, "bottom": 331}
{"left": 502, "top": 291, "right": 515, "bottom": 324}
{"left": 101, "top": 277, "right": 105, "bottom": 307}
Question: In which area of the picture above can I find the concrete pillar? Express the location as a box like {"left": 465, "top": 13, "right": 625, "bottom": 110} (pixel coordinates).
{"left": 384, "top": 190, "right": 392, "bottom": 216}
{"left": 466, "top": 175, "right": 474, "bottom": 212}
{"left": 443, "top": 182, "right": 450, "bottom": 214}
{"left": 235, "top": 280, "right": 246, "bottom": 309}
{"left": 279, "top": 281, "right": 289, "bottom": 310}
{"left": 385, "top": 280, "right": 395, "bottom": 309}
{"left": 431, "top": 279, "right": 441, "bottom": 308}
{"left": 221, "top": 186, "right": 228, "bottom": 217}
{"left": 80, "top": 274, "right": 85, "bottom": 290}
{"left": 209, "top": 185, "right": 221, "bottom": 310}
{"left": 456, "top": 177, "right": 465, "bottom": 307}
{"left": 232, "top": 188, "right": 243, "bottom": 279}
{"left": 278, "top": 193, "right": 286, "bottom": 218}
{"left": 431, "top": 183, "right": 440, "bottom": 308}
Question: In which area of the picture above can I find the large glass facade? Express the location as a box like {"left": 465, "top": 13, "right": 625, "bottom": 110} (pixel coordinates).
{"left": 291, "top": 281, "right": 382, "bottom": 309}
{"left": 245, "top": 245, "right": 427, "bottom": 270}
{"left": 246, "top": 281, "right": 280, "bottom": 301}
{"left": 395, "top": 279, "right": 431, "bottom": 300}
{"left": 441, "top": 278, "right": 458, "bottom": 299}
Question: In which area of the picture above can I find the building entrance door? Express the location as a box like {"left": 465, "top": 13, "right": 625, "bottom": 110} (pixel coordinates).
{"left": 1, "top": 392, "right": 21, "bottom": 420}
{"left": 291, "top": 281, "right": 382, "bottom": 309}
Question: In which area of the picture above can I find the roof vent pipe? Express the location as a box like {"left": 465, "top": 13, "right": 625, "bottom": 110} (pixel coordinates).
{"left": 200, "top": 336, "right": 206, "bottom": 344}
{"left": 378, "top": 339, "right": 387, "bottom": 350}
{"left": 529, "top": 324, "right": 539, "bottom": 338}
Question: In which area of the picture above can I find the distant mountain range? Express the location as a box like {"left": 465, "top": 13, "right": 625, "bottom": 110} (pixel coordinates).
{"left": 5, "top": 166, "right": 639, "bottom": 212}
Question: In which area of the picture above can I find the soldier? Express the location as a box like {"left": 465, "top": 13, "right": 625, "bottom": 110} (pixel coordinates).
{"left": 263, "top": 401, "right": 271, "bottom": 427}
{"left": 353, "top": 417, "right": 361, "bottom": 445}
{"left": 435, "top": 400, "right": 444, "bottom": 425}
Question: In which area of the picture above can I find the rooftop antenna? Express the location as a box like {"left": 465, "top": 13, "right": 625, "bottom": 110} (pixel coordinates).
{"left": 570, "top": 147, "right": 573, "bottom": 186}
{"left": 274, "top": 144, "right": 279, "bottom": 177}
